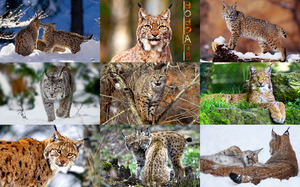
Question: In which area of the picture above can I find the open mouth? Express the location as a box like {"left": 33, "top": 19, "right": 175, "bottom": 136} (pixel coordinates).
{"left": 155, "top": 83, "right": 161, "bottom": 86}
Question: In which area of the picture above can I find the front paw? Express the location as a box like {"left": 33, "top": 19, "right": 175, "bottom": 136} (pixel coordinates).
{"left": 271, "top": 113, "right": 285, "bottom": 124}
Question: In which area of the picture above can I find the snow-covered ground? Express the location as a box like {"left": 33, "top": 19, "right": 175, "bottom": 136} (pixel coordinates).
{"left": 200, "top": 125, "right": 300, "bottom": 187}
{"left": 0, "top": 39, "right": 100, "bottom": 62}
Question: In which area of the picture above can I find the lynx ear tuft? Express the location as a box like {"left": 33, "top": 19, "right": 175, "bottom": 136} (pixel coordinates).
{"left": 233, "top": 2, "right": 237, "bottom": 9}
{"left": 138, "top": 3, "right": 142, "bottom": 8}
{"left": 249, "top": 65, "right": 256, "bottom": 74}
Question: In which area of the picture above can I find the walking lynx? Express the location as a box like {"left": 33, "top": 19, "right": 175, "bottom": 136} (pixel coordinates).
{"left": 110, "top": 4, "right": 173, "bottom": 62}
{"left": 42, "top": 23, "right": 93, "bottom": 54}
{"left": 201, "top": 128, "right": 298, "bottom": 184}
{"left": 201, "top": 65, "right": 286, "bottom": 123}
{"left": 222, "top": 2, "right": 287, "bottom": 61}
{"left": 15, "top": 17, "right": 43, "bottom": 56}
{"left": 200, "top": 146, "right": 263, "bottom": 168}
{"left": 0, "top": 125, "right": 84, "bottom": 187}
{"left": 40, "top": 65, "right": 74, "bottom": 122}
{"left": 134, "top": 65, "right": 168, "bottom": 124}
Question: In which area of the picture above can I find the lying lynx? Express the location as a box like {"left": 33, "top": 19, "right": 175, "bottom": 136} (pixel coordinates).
{"left": 111, "top": 4, "right": 173, "bottom": 62}
{"left": 42, "top": 23, "right": 93, "bottom": 54}
{"left": 202, "top": 128, "right": 298, "bottom": 185}
{"left": 40, "top": 65, "right": 74, "bottom": 121}
{"left": 122, "top": 128, "right": 192, "bottom": 180}
{"left": 15, "top": 17, "right": 43, "bottom": 56}
{"left": 222, "top": 2, "right": 287, "bottom": 61}
{"left": 200, "top": 146, "right": 263, "bottom": 168}
{"left": 142, "top": 136, "right": 169, "bottom": 187}
{"left": 0, "top": 125, "right": 84, "bottom": 187}
{"left": 134, "top": 65, "right": 168, "bottom": 124}
{"left": 201, "top": 65, "right": 286, "bottom": 123}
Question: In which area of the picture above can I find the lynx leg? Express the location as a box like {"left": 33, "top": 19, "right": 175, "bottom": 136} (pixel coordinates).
{"left": 136, "top": 160, "right": 145, "bottom": 180}
{"left": 258, "top": 41, "right": 270, "bottom": 54}
{"left": 149, "top": 101, "right": 159, "bottom": 124}
{"left": 71, "top": 46, "right": 81, "bottom": 54}
{"left": 42, "top": 98, "right": 55, "bottom": 121}
{"left": 267, "top": 39, "right": 286, "bottom": 62}
{"left": 56, "top": 95, "right": 72, "bottom": 118}
{"left": 228, "top": 31, "right": 240, "bottom": 50}
{"left": 172, "top": 158, "right": 185, "bottom": 180}
{"left": 258, "top": 102, "right": 285, "bottom": 123}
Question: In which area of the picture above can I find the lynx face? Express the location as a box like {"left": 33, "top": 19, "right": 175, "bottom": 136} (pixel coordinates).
{"left": 249, "top": 65, "right": 272, "bottom": 92}
{"left": 42, "top": 75, "right": 65, "bottom": 100}
{"left": 137, "top": 7, "right": 172, "bottom": 52}
{"left": 242, "top": 148, "right": 263, "bottom": 166}
{"left": 222, "top": 2, "right": 238, "bottom": 21}
{"left": 149, "top": 68, "right": 167, "bottom": 92}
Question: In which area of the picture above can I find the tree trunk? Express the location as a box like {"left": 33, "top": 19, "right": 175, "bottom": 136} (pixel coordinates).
{"left": 71, "top": 0, "right": 83, "bottom": 35}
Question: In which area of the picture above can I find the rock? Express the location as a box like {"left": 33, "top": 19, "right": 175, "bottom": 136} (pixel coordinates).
{"left": 271, "top": 72, "right": 300, "bottom": 103}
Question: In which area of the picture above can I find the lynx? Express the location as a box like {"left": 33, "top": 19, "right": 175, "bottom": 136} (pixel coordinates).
{"left": 134, "top": 65, "right": 168, "bottom": 124}
{"left": 142, "top": 136, "right": 169, "bottom": 187}
{"left": 42, "top": 23, "right": 93, "bottom": 54}
{"left": 0, "top": 125, "right": 84, "bottom": 187}
{"left": 200, "top": 146, "right": 263, "bottom": 169}
{"left": 122, "top": 128, "right": 192, "bottom": 180}
{"left": 202, "top": 128, "right": 298, "bottom": 185}
{"left": 40, "top": 65, "right": 74, "bottom": 122}
{"left": 222, "top": 2, "right": 287, "bottom": 61}
{"left": 36, "top": 39, "right": 66, "bottom": 53}
{"left": 15, "top": 17, "right": 43, "bottom": 56}
{"left": 201, "top": 65, "right": 286, "bottom": 123}
{"left": 110, "top": 4, "right": 173, "bottom": 62}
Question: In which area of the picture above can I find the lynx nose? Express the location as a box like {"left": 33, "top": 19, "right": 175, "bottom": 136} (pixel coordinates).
{"left": 59, "top": 160, "right": 66, "bottom": 167}
{"left": 152, "top": 32, "right": 159, "bottom": 37}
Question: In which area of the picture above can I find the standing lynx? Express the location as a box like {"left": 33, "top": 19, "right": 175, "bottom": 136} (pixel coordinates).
{"left": 200, "top": 146, "right": 263, "bottom": 168}
{"left": 222, "top": 2, "right": 287, "bottom": 61}
{"left": 134, "top": 65, "right": 168, "bottom": 124}
{"left": 201, "top": 65, "right": 286, "bottom": 123}
{"left": 42, "top": 23, "right": 93, "bottom": 54}
{"left": 201, "top": 128, "right": 298, "bottom": 185}
{"left": 0, "top": 126, "right": 84, "bottom": 187}
{"left": 40, "top": 65, "right": 74, "bottom": 122}
{"left": 15, "top": 17, "right": 43, "bottom": 56}
{"left": 110, "top": 4, "right": 173, "bottom": 62}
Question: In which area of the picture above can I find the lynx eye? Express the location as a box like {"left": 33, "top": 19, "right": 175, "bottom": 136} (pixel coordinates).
{"left": 68, "top": 153, "right": 73, "bottom": 157}
{"left": 57, "top": 150, "right": 61, "bottom": 154}
{"left": 144, "top": 25, "right": 151, "bottom": 29}
{"left": 158, "top": 25, "right": 165, "bottom": 29}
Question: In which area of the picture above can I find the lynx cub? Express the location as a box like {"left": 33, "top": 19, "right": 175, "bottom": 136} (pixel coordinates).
{"left": 36, "top": 39, "right": 66, "bottom": 53}
{"left": 111, "top": 4, "right": 173, "bottom": 62}
{"left": 40, "top": 65, "right": 74, "bottom": 122}
{"left": 200, "top": 146, "right": 263, "bottom": 169}
{"left": 222, "top": 2, "right": 287, "bottom": 61}
{"left": 142, "top": 136, "right": 169, "bottom": 187}
{"left": 202, "top": 128, "right": 298, "bottom": 184}
{"left": 122, "top": 128, "right": 192, "bottom": 180}
{"left": 15, "top": 17, "right": 43, "bottom": 56}
{"left": 134, "top": 65, "right": 168, "bottom": 124}
{"left": 42, "top": 23, "right": 93, "bottom": 54}
{"left": 0, "top": 126, "right": 84, "bottom": 187}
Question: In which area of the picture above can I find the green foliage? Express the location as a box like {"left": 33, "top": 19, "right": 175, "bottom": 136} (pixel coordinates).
{"left": 285, "top": 99, "right": 300, "bottom": 124}
{"left": 103, "top": 161, "right": 112, "bottom": 171}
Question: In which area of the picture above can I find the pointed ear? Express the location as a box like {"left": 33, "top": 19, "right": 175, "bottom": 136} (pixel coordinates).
{"left": 255, "top": 148, "right": 263, "bottom": 154}
{"left": 265, "top": 66, "right": 272, "bottom": 75}
{"left": 52, "top": 129, "right": 62, "bottom": 142}
{"left": 271, "top": 128, "right": 277, "bottom": 140}
{"left": 222, "top": 1, "right": 228, "bottom": 9}
{"left": 283, "top": 127, "right": 290, "bottom": 136}
{"left": 233, "top": 2, "right": 237, "bottom": 9}
{"left": 121, "top": 132, "right": 126, "bottom": 139}
{"left": 161, "top": 66, "right": 168, "bottom": 74}
{"left": 249, "top": 65, "right": 256, "bottom": 75}
{"left": 74, "top": 140, "right": 84, "bottom": 150}
{"left": 139, "top": 8, "right": 149, "bottom": 20}
{"left": 161, "top": 8, "right": 171, "bottom": 20}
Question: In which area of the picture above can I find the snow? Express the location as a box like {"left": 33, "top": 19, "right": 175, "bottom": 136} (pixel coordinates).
{"left": 287, "top": 54, "right": 300, "bottom": 62}
{"left": 200, "top": 125, "right": 300, "bottom": 187}
{"left": 0, "top": 39, "right": 100, "bottom": 62}
{"left": 214, "top": 36, "right": 226, "bottom": 44}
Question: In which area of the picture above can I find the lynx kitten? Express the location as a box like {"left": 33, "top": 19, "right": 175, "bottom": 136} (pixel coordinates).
{"left": 111, "top": 4, "right": 173, "bottom": 62}
{"left": 42, "top": 23, "right": 93, "bottom": 54}
{"left": 15, "top": 17, "right": 43, "bottom": 56}
{"left": 134, "top": 65, "right": 168, "bottom": 124}
{"left": 40, "top": 65, "right": 74, "bottom": 122}
{"left": 222, "top": 2, "right": 287, "bottom": 61}
{"left": 0, "top": 125, "right": 84, "bottom": 187}
{"left": 202, "top": 128, "right": 298, "bottom": 184}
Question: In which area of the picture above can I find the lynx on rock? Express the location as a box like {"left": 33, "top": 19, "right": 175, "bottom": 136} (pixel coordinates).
{"left": 0, "top": 125, "right": 84, "bottom": 187}
{"left": 222, "top": 2, "right": 287, "bottom": 61}
{"left": 40, "top": 65, "right": 74, "bottom": 122}
{"left": 110, "top": 4, "right": 173, "bottom": 62}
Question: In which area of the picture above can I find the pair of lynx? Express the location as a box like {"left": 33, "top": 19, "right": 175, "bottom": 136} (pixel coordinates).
{"left": 202, "top": 65, "right": 286, "bottom": 124}
{"left": 15, "top": 16, "right": 93, "bottom": 56}
{"left": 222, "top": 2, "right": 287, "bottom": 61}
{"left": 201, "top": 128, "right": 298, "bottom": 185}
{"left": 0, "top": 125, "right": 85, "bottom": 187}
{"left": 122, "top": 128, "right": 192, "bottom": 187}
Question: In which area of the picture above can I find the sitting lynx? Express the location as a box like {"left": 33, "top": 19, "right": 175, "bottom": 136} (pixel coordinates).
{"left": 40, "top": 65, "right": 74, "bottom": 121}
{"left": 122, "top": 128, "right": 192, "bottom": 180}
{"left": 0, "top": 125, "right": 84, "bottom": 187}
{"left": 200, "top": 146, "right": 263, "bottom": 169}
{"left": 201, "top": 65, "right": 286, "bottom": 123}
{"left": 142, "top": 136, "right": 169, "bottom": 187}
{"left": 134, "top": 65, "right": 168, "bottom": 124}
{"left": 15, "top": 17, "right": 43, "bottom": 56}
{"left": 111, "top": 3, "right": 173, "bottom": 62}
{"left": 42, "top": 23, "right": 93, "bottom": 54}
{"left": 202, "top": 128, "right": 298, "bottom": 185}
{"left": 222, "top": 2, "right": 287, "bottom": 61}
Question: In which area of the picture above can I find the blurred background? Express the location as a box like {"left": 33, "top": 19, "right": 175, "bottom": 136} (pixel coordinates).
{"left": 100, "top": 0, "right": 200, "bottom": 62}
{"left": 0, "top": 0, "right": 100, "bottom": 47}
{"left": 200, "top": 0, "right": 300, "bottom": 61}
{"left": 0, "top": 125, "right": 100, "bottom": 187}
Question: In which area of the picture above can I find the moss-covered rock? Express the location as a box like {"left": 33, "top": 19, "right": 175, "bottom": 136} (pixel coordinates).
{"left": 272, "top": 72, "right": 300, "bottom": 103}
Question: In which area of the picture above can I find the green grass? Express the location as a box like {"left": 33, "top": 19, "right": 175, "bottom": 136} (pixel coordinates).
{"left": 286, "top": 98, "right": 300, "bottom": 124}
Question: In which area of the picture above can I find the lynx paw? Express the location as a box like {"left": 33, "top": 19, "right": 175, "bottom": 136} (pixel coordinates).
{"left": 56, "top": 109, "right": 69, "bottom": 118}
{"left": 230, "top": 173, "right": 242, "bottom": 184}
